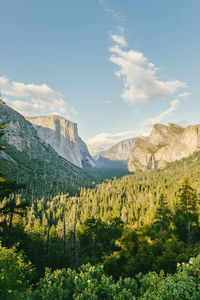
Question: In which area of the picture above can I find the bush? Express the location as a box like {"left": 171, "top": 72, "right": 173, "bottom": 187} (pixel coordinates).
{"left": 16, "top": 255, "right": 200, "bottom": 300}
{"left": 0, "top": 243, "right": 36, "bottom": 299}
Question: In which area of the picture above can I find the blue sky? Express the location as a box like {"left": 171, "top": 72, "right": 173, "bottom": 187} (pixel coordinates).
{"left": 0, "top": 0, "right": 200, "bottom": 152}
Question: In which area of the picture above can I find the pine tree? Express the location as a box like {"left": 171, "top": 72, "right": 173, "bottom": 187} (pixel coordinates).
{"left": 0, "top": 195, "right": 29, "bottom": 232}
{"left": 154, "top": 193, "right": 172, "bottom": 232}
{"left": 175, "top": 178, "right": 198, "bottom": 247}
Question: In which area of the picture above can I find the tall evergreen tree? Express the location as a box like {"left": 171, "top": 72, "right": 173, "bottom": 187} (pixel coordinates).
{"left": 175, "top": 178, "right": 198, "bottom": 247}
{"left": 154, "top": 193, "right": 172, "bottom": 232}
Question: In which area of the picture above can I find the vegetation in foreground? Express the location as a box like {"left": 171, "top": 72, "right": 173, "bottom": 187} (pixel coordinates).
{"left": 1, "top": 243, "right": 200, "bottom": 299}
{"left": 0, "top": 123, "right": 200, "bottom": 299}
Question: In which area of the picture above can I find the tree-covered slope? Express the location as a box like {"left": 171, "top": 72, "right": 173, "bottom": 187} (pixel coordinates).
{"left": 0, "top": 102, "right": 93, "bottom": 199}
{"left": 76, "top": 149, "right": 200, "bottom": 225}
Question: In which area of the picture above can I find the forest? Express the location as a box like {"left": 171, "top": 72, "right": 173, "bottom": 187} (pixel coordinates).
{"left": 0, "top": 123, "right": 200, "bottom": 299}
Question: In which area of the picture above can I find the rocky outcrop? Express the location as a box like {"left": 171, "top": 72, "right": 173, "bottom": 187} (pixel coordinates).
{"left": 128, "top": 123, "right": 200, "bottom": 172}
{"left": 26, "top": 115, "right": 95, "bottom": 168}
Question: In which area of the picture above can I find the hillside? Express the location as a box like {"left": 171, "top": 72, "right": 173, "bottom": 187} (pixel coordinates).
{"left": 71, "top": 149, "right": 200, "bottom": 225}
{"left": 0, "top": 101, "right": 93, "bottom": 199}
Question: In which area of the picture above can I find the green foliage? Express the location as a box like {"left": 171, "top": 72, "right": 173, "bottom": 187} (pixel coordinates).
{"left": 16, "top": 255, "right": 200, "bottom": 299}
{"left": 1, "top": 168, "right": 199, "bottom": 280}
{"left": 174, "top": 177, "right": 199, "bottom": 247}
{"left": 0, "top": 179, "right": 25, "bottom": 202}
{"left": 0, "top": 140, "right": 93, "bottom": 199}
{"left": 154, "top": 193, "right": 172, "bottom": 232}
{"left": 0, "top": 104, "right": 94, "bottom": 200}
{"left": 0, "top": 123, "right": 6, "bottom": 151}
{"left": 0, "top": 194, "right": 29, "bottom": 233}
{"left": 17, "top": 264, "right": 138, "bottom": 300}
{"left": 1, "top": 120, "right": 200, "bottom": 298}
{"left": 138, "top": 255, "right": 200, "bottom": 299}
{"left": 0, "top": 243, "right": 36, "bottom": 299}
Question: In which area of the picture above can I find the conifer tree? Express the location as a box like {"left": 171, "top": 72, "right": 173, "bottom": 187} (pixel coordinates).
{"left": 154, "top": 193, "right": 172, "bottom": 232}
{"left": 175, "top": 178, "right": 198, "bottom": 247}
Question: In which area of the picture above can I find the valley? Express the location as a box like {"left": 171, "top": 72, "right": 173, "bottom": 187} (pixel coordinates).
{"left": 1, "top": 100, "right": 200, "bottom": 299}
{"left": 1, "top": 1, "right": 200, "bottom": 298}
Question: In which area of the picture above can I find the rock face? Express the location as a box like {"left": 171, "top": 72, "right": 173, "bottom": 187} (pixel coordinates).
{"left": 101, "top": 138, "right": 136, "bottom": 161}
{"left": 94, "top": 138, "right": 136, "bottom": 170}
{"left": 26, "top": 115, "right": 95, "bottom": 168}
{"left": 128, "top": 123, "right": 200, "bottom": 172}
{"left": 0, "top": 101, "right": 92, "bottom": 187}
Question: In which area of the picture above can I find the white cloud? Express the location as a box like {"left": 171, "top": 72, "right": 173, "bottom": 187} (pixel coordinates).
{"left": 109, "top": 35, "right": 186, "bottom": 104}
{"left": 110, "top": 34, "right": 127, "bottom": 47}
{"left": 139, "top": 99, "right": 179, "bottom": 135}
{"left": 87, "top": 99, "right": 179, "bottom": 155}
{"left": 87, "top": 131, "right": 136, "bottom": 156}
{"left": 0, "top": 75, "right": 76, "bottom": 119}
{"left": 177, "top": 92, "right": 190, "bottom": 99}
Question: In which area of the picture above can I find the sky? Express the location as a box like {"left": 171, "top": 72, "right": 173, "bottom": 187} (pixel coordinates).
{"left": 0, "top": 0, "right": 200, "bottom": 153}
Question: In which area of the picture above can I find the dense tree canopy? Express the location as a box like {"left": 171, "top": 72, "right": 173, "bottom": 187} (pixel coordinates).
{"left": 1, "top": 123, "right": 200, "bottom": 298}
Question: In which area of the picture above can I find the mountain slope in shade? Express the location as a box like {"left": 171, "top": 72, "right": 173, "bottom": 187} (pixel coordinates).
{"left": 26, "top": 115, "right": 95, "bottom": 168}
{"left": 128, "top": 122, "right": 200, "bottom": 172}
{"left": 0, "top": 101, "right": 93, "bottom": 198}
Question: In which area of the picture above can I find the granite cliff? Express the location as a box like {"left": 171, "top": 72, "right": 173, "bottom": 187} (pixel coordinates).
{"left": 0, "top": 101, "right": 92, "bottom": 198}
{"left": 26, "top": 115, "right": 95, "bottom": 168}
{"left": 128, "top": 123, "right": 200, "bottom": 172}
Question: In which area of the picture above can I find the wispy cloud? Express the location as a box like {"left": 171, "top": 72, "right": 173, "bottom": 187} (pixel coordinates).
{"left": 139, "top": 99, "right": 179, "bottom": 135}
{"left": 109, "top": 33, "right": 186, "bottom": 104}
{"left": 177, "top": 92, "right": 190, "bottom": 99}
{"left": 110, "top": 34, "right": 127, "bottom": 47}
{"left": 87, "top": 99, "right": 179, "bottom": 155}
{"left": 0, "top": 75, "right": 76, "bottom": 119}
{"left": 98, "top": 0, "right": 125, "bottom": 21}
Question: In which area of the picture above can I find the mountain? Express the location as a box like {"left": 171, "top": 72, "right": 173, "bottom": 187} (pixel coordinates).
{"left": 128, "top": 122, "right": 200, "bottom": 172}
{"left": 0, "top": 101, "right": 93, "bottom": 199}
{"left": 86, "top": 132, "right": 138, "bottom": 157}
{"left": 101, "top": 138, "right": 136, "bottom": 161}
{"left": 94, "top": 137, "right": 136, "bottom": 170}
{"left": 26, "top": 115, "right": 95, "bottom": 168}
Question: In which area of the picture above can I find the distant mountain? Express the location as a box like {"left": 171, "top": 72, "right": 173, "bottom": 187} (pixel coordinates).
{"left": 101, "top": 138, "right": 136, "bottom": 161}
{"left": 86, "top": 132, "right": 138, "bottom": 157}
{"left": 128, "top": 122, "right": 200, "bottom": 172}
{"left": 26, "top": 115, "right": 95, "bottom": 169}
{"left": 94, "top": 138, "right": 136, "bottom": 169}
{"left": 0, "top": 101, "right": 93, "bottom": 198}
